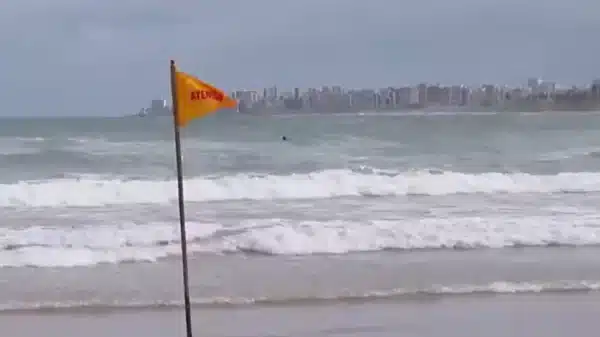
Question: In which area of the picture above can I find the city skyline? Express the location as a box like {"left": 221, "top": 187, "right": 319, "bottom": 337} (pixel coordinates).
{"left": 1, "top": 0, "right": 600, "bottom": 116}
{"left": 228, "top": 78, "right": 600, "bottom": 97}
{"left": 136, "top": 77, "right": 600, "bottom": 117}
{"left": 231, "top": 77, "right": 600, "bottom": 114}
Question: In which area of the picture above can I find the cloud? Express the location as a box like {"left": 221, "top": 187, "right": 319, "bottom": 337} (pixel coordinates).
{"left": 0, "top": 0, "right": 599, "bottom": 116}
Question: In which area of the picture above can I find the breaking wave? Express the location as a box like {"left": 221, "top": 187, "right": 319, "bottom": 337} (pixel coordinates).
{"left": 2, "top": 169, "right": 600, "bottom": 207}
{"left": 2, "top": 214, "right": 600, "bottom": 267}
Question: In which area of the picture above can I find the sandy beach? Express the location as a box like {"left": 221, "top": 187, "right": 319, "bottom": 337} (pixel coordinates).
{"left": 2, "top": 246, "right": 600, "bottom": 336}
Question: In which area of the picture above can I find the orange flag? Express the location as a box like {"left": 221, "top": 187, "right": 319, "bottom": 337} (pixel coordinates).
{"left": 173, "top": 69, "right": 237, "bottom": 127}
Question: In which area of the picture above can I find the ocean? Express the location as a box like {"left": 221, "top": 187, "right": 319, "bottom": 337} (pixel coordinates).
{"left": 2, "top": 111, "right": 600, "bottom": 337}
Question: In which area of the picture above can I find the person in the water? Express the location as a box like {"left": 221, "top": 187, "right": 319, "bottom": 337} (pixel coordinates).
{"left": 282, "top": 136, "right": 288, "bottom": 141}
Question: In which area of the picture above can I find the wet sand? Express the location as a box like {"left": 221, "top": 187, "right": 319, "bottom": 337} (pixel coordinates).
{"left": 3, "top": 246, "right": 600, "bottom": 308}
{"left": 3, "top": 292, "right": 600, "bottom": 337}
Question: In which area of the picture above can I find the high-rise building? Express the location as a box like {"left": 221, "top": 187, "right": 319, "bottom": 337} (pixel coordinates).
{"left": 396, "top": 87, "right": 411, "bottom": 107}
{"left": 266, "top": 86, "right": 278, "bottom": 100}
{"left": 417, "top": 83, "right": 428, "bottom": 106}
{"left": 528, "top": 78, "right": 542, "bottom": 94}
{"left": 449, "top": 85, "right": 463, "bottom": 105}
{"left": 539, "top": 81, "right": 556, "bottom": 94}
{"left": 409, "top": 87, "right": 420, "bottom": 105}
{"left": 592, "top": 79, "right": 600, "bottom": 98}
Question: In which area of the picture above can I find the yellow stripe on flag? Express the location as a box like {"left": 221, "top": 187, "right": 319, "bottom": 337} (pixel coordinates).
{"left": 174, "top": 70, "right": 236, "bottom": 127}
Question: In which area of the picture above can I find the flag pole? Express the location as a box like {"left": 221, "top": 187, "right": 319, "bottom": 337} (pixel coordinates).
{"left": 170, "top": 59, "right": 194, "bottom": 337}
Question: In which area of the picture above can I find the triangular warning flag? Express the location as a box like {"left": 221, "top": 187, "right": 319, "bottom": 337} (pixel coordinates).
{"left": 174, "top": 70, "right": 236, "bottom": 127}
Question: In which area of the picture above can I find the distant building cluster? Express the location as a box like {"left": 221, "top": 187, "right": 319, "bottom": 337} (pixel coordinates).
{"left": 136, "top": 78, "right": 600, "bottom": 116}
{"left": 230, "top": 78, "right": 600, "bottom": 113}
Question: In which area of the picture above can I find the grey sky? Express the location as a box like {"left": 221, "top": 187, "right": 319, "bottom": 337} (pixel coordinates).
{"left": 0, "top": 0, "right": 599, "bottom": 116}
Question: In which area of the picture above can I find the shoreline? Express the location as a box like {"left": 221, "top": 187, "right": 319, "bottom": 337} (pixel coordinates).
{"left": 2, "top": 292, "right": 599, "bottom": 337}
{"left": 1, "top": 287, "right": 599, "bottom": 316}
{"left": 2, "top": 246, "right": 600, "bottom": 318}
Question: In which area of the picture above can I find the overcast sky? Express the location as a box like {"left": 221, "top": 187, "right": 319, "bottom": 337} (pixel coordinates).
{"left": 0, "top": 0, "right": 599, "bottom": 116}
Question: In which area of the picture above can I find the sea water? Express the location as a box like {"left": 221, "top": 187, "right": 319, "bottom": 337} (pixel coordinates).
{"left": 2, "top": 112, "right": 600, "bottom": 336}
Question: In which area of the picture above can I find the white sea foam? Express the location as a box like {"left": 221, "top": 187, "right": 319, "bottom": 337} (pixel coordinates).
{"left": 2, "top": 213, "right": 600, "bottom": 267}
{"left": 64, "top": 137, "right": 259, "bottom": 156}
{"left": 0, "top": 137, "right": 45, "bottom": 155}
{"left": 1, "top": 280, "right": 599, "bottom": 312}
{"left": 1, "top": 169, "right": 600, "bottom": 207}
{"left": 0, "top": 221, "right": 221, "bottom": 268}
{"left": 538, "top": 147, "right": 600, "bottom": 161}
